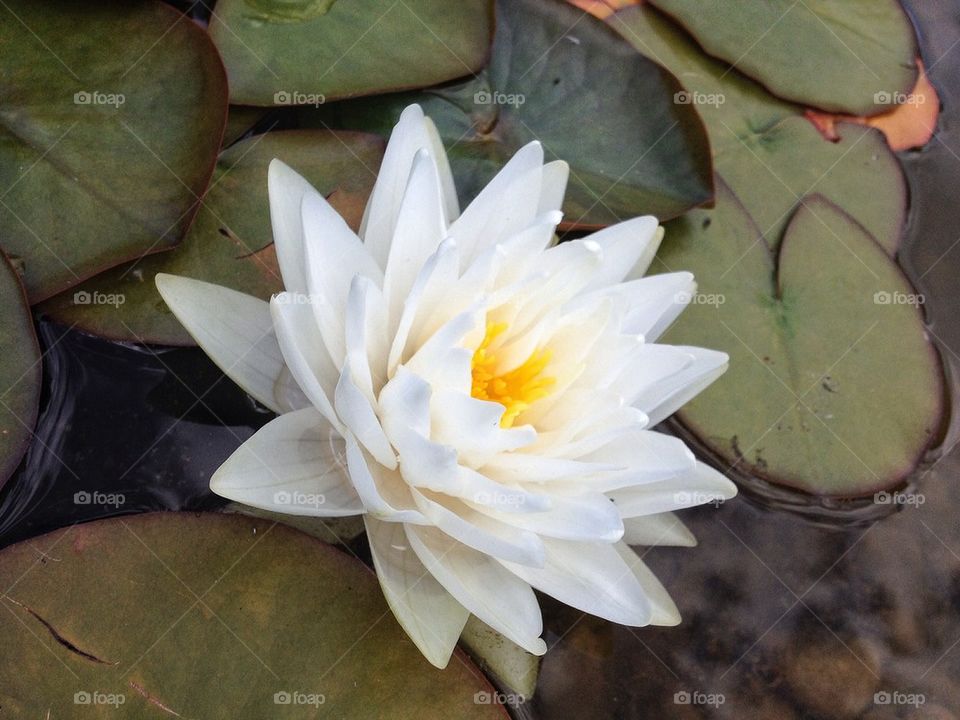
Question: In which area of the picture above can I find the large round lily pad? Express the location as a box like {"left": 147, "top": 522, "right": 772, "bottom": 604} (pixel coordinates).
{"left": 656, "top": 180, "right": 943, "bottom": 496}
{"left": 606, "top": 5, "right": 907, "bottom": 253}
{"left": 321, "top": 0, "right": 714, "bottom": 227}
{"left": 648, "top": 0, "right": 918, "bottom": 115}
{"left": 39, "top": 130, "right": 384, "bottom": 346}
{"left": 209, "top": 0, "right": 494, "bottom": 107}
{"left": 0, "top": 1, "right": 228, "bottom": 302}
{"left": 0, "top": 252, "right": 40, "bottom": 489}
{"left": 0, "top": 512, "right": 508, "bottom": 718}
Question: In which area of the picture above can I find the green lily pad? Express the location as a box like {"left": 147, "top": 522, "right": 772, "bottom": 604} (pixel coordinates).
{"left": 656, "top": 180, "right": 943, "bottom": 496}
{"left": 318, "top": 0, "right": 714, "bottom": 227}
{"left": 209, "top": 0, "right": 494, "bottom": 106}
{"left": 0, "top": 252, "right": 40, "bottom": 488}
{"left": 222, "top": 106, "right": 274, "bottom": 148}
{"left": 0, "top": 1, "right": 228, "bottom": 302}
{"left": 0, "top": 512, "right": 508, "bottom": 718}
{"left": 607, "top": 6, "right": 907, "bottom": 253}
{"left": 39, "top": 130, "right": 384, "bottom": 346}
{"left": 648, "top": 0, "right": 918, "bottom": 115}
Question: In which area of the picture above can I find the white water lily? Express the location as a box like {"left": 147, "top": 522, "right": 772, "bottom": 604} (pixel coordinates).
{"left": 156, "top": 104, "right": 736, "bottom": 668}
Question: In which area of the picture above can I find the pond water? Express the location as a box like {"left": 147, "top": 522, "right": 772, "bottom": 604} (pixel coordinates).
{"left": 1, "top": 1, "right": 958, "bottom": 718}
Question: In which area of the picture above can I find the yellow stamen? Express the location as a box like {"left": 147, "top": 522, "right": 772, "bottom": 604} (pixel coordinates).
{"left": 471, "top": 320, "right": 556, "bottom": 428}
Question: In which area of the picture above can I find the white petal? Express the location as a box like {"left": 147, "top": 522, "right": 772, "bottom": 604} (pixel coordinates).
{"left": 622, "top": 513, "right": 697, "bottom": 547}
{"left": 270, "top": 294, "right": 340, "bottom": 427}
{"left": 579, "top": 216, "right": 661, "bottom": 293}
{"left": 362, "top": 105, "right": 436, "bottom": 268}
{"left": 423, "top": 116, "right": 460, "bottom": 222}
{"left": 302, "top": 190, "right": 383, "bottom": 366}
{"left": 500, "top": 538, "right": 652, "bottom": 626}
{"left": 383, "top": 149, "right": 448, "bottom": 325}
{"left": 344, "top": 434, "right": 425, "bottom": 522}
{"left": 406, "top": 524, "right": 547, "bottom": 655}
{"left": 210, "top": 408, "right": 363, "bottom": 516}
{"left": 487, "top": 490, "right": 624, "bottom": 543}
{"left": 632, "top": 347, "right": 728, "bottom": 425}
{"left": 364, "top": 516, "right": 469, "bottom": 669}
{"left": 537, "top": 160, "right": 569, "bottom": 216}
{"left": 613, "top": 542, "right": 681, "bottom": 625}
{"left": 268, "top": 159, "right": 324, "bottom": 295}
{"left": 411, "top": 489, "right": 546, "bottom": 567}
{"left": 335, "top": 366, "right": 397, "bottom": 470}
{"left": 155, "top": 274, "right": 305, "bottom": 414}
{"left": 623, "top": 273, "right": 696, "bottom": 340}
{"left": 610, "top": 462, "right": 738, "bottom": 518}
{"left": 449, "top": 141, "right": 544, "bottom": 269}
{"left": 344, "top": 276, "right": 388, "bottom": 400}
{"left": 430, "top": 390, "right": 536, "bottom": 468}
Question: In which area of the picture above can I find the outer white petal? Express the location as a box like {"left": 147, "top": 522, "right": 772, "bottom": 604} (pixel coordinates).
{"left": 632, "top": 347, "right": 729, "bottom": 425}
{"left": 500, "top": 538, "right": 653, "bottom": 626}
{"left": 344, "top": 276, "right": 388, "bottom": 401}
{"left": 537, "top": 160, "right": 569, "bottom": 216}
{"left": 362, "top": 104, "right": 437, "bottom": 268}
{"left": 613, "top": 542, "right": 681, "bottom": 625}
{"left": 268, "top": 159, "right": 324, "bottom": 295}
{"left": 210, "top": 408, "right": 363, "bottom": 516}
{"left": 449, "top": 141, "right": 544, "bottom": 269}
{"left": 610, "top": 462, "right": 738, "bottom": 518}
{"left": 405, "top": 524, "right": 547, "bottom": 656}
{"left": 579, "top": 216, "right": 661, "bottom": 293}
{"left": 383, "top": 149, "right": 448, "bottom": 321}
{"left": 622, "top": 513, "right": 697, "bottom": 547}
{"left": 364, "top": 516, "right": 469, "bottom": 669}
{"left": 270, "top": 294, "right": 340, "bottom": 428}
{"left": 622, "top": 273, "right": 696, "bottom": 341}
{"left": 155, "top": 274, "right": 306, "bottom": 414}
{"left": 487, "top": 491, "right": 624, "bottom": 543}
{"left": 423, "top": 116, "right": 460, "bottom": 222}
{"left": 302, "top": 191, "right": 383, "bottom": 366}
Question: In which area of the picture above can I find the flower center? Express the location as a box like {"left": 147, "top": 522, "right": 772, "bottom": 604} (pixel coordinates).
{"left": 470, "top": 320, "right": 556, "bottom": 428}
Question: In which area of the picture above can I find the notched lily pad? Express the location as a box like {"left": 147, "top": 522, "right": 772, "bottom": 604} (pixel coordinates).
{"left": 39, "top": 130, "right": 384, "bottom": 346}
{"left": 0, "top": 0, "right": 228, "bottom": 301}
{"left": 0, "top": 512, "right": 508, "bottom": 718}
{"left": 0, "top": 251, "right": 40, "bottom": 488}
{"left": 320, "top": 0, "right": 714, "bottom": 228}
{"left": 656, "top": 180, "right": 944, "bottom": 497}
{"left": 648, "top": 0, "right": 918, "bottom": 115}
{"left": 209, "top": 0, "right": 494, "bottom": 106}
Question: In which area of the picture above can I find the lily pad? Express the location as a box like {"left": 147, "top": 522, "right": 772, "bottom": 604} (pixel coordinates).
{"left": 39, "top": 130, "right": 384, "bottom": 346}
{"left": 655, "top": 180, "right": 943, "bottom": 496}
{"left": 0, "top": 252, "right": 40, "bottom": 489}
{"left": 319, "top": 0, "right": 714, "bottom": 227}
{"left": 648, "top": 0, "right": 918, "bottom": 115}
{"left": 222, "top": 106, "right": 274, "bottom": 148}
{"left": 0, "top": 512, "right": 508, "bottom": 718}
{"left": 209, "top": 0, "right": 494, "bottom": 106}
{"left": 606, "top": 6, "right": 907, "bottom": 253}
{"left": 0, "top": 0, "right": 228, "bottom": 302}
